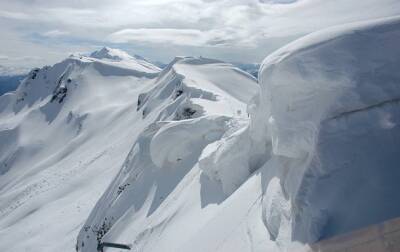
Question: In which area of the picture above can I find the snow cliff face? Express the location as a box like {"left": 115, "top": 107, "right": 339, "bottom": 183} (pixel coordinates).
{"left": 253, "top": 16, "right": 400, "bottom": 244}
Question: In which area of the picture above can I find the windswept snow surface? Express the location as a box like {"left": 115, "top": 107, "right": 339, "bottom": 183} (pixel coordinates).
{"left": 78, "top": 16, "right": 400, "bottom": 252}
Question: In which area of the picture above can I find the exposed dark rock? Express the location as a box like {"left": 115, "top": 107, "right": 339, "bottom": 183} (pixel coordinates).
{"left": 175, "top": 107, "right": 197, "bottom": 120}
{"left": 117, "top": 183, "right": 130, "bottom": 195}
{"left": 174, "top": 89, "right": 183, "bottom": 99}
{"left": 50, "top": 87, "right": 68, "bottom": 103}
{"left": 29, "top": 68, "right": 40, "bottom": 80}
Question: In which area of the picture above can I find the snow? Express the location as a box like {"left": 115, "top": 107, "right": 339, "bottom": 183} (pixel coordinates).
{"left": 90, "top": 47, "right": 137, "bottom": 61}
{"left": 0, "top": 48, "right": 261, "bottom": 251}
{"left": 76, "top": 15, "right": 400, "bottom": 252}
{"left": 76, "top": 55, "right": 260, "bottom": 252}
{"left": 199, "top": 121, "right": 254, "bottom": 195}
{"left": 137, "top": 56, "right": 258, "bottom": 121}
{"left": 150, "top": 116, "right": 230, "bottom": 169}
{"left": 89, "top": 47, "right": 161, "bottom": 74}
{"left": 253, "top": 15, "right": 400, "bottom": 244}
{"left": 1, "top": 14, "right": 400, "bottom": 252}
{"left": 0, "top": 49, "right": 161, "bottom": 251}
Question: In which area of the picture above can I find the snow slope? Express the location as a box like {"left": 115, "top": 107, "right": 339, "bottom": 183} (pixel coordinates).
{"left": 77, "top": 15, "right": 400, "bottom": 252}
{"left": 76, "top": 57, "right": 261, "bottom": 252}
{"left": 0, "top": 48, "right": 161, "bottom": 251}
{"left": 0, "top": 50, "right": 258, "bottom": 252}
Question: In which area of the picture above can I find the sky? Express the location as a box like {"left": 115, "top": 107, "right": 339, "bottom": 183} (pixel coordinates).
{"left": 0, "top": 0, "right": 400, "bottom": 73}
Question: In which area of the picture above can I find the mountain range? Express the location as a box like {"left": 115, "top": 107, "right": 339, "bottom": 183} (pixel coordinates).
{"left": 1, "top": 16, "right": 400, "bottom": 252}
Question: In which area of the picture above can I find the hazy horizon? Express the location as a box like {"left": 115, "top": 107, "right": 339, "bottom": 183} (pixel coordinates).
{"left": 1, "top": 0, "right": 400, "bottom": 71}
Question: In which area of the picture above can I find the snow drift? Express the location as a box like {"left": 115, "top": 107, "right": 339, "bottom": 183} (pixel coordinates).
{"left": 253, "top": 15, "right": 400, "bottom": 244}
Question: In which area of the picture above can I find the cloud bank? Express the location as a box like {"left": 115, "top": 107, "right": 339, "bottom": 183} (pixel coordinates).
{"left": 0, "top": 0, "right": 399, "bottom": 69}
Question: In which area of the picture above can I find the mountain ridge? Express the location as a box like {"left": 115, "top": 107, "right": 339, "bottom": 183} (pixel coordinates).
{"left": 0, "top": 47, "right": 259, "bottom": 252}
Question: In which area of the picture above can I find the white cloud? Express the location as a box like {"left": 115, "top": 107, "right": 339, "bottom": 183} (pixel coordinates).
{"left": 18, "top": 56, "right": 44, "bottom": 61}
{"left": 0, "top": 10, "right": 29, "bottom": 20}
{"left": 109, "top": 29, "right": 205, "bottom": 46}
{"left": 0, "top": 55, "right": 9, "bottom": 60}
{"left": 0, "top": 0, "right": 399, "bottom": 65}
{"left": 42, "top": 29, "right": 70, "bottom": 38}
{"left": 108, "top": 28, "right": 251, "bottom": 47}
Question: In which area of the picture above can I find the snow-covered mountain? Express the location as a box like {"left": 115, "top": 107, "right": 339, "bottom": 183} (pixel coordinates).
{"left": 0, "top": 48, "right": 258, "bottom": 251}
{"left": 0, "top": 48, "right": 162, "bottom": 251}
{"left": 88, "top": 47, "right": 161, "bottom": 75}
{"left": 76, "top": 55, "right": 259, "bottom": 251}
{"left": 77, "top": 16, "right": 400, "bottom": 252}
{"left": 1, "top": 15, "right": 400, "bottom": 252}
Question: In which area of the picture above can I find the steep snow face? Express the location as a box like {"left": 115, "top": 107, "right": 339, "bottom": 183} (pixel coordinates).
{"left": 253, "top": 16, "right": 400, "bottom": 244}
{"left": 76, "top": 57, "right": 263, "bottom": 252}
{"left": 0, "top": 49, "right": 161, "bottom": 252}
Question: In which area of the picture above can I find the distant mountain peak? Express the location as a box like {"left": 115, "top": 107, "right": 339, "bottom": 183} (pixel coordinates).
{"left": 89, "top": 47, "right": 135, "bottom": 61}
{"left": 83, "top": 47, "right": 161, "bottom": 74}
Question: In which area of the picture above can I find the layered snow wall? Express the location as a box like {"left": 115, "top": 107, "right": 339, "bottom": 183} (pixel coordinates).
{"left": 253, "top": 16, "right": 400, "bottom": 243}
